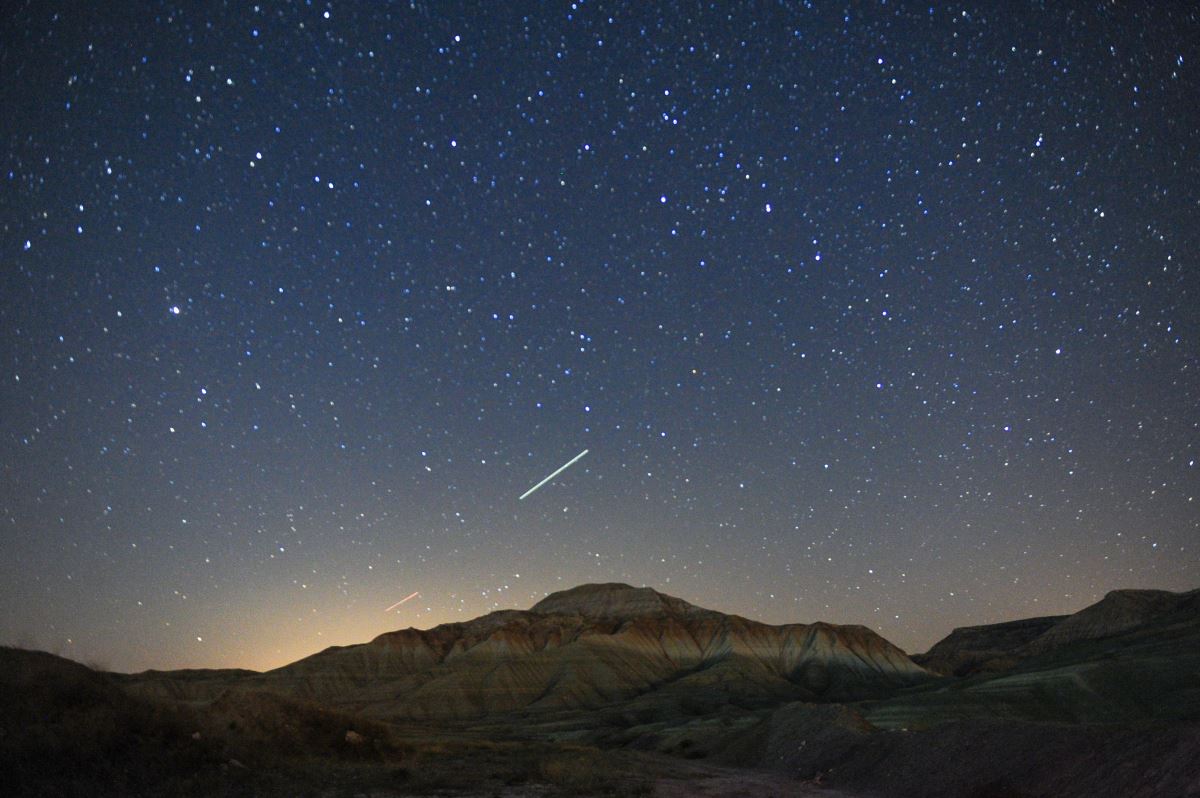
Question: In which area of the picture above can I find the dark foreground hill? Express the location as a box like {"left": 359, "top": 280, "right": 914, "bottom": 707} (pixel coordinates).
{"left": 0, "top": 646, "right": 420, "bottom": 797}
{"left": 0, "top": 646, "right": 683, "bottom": 797}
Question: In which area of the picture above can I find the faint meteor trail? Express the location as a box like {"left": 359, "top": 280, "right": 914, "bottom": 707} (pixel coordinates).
{"left": 384, "top": 591, "right": 420, "bottom": 612}
{"left": 520, "top": 449, "right": 589, "bottom": 500}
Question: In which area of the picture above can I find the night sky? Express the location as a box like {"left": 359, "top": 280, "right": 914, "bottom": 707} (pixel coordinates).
{"left": 2, "top": 2, "right": 1198, "bottom": 673}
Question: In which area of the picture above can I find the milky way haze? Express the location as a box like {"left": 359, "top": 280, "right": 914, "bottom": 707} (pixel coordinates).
{"left": 2, "top": 2, "right": 1197, "bottom": 672}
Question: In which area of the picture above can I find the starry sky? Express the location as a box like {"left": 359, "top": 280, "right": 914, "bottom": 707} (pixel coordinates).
{"left": 2, "top": 1, "right": 1198, "bottom": 673}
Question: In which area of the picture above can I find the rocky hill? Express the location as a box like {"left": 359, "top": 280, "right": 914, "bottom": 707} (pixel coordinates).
{"left": 912, "top": 615, "right": 1066, "bottom": 676}
{"left": 1021, "top": 588, "right": 1198, "bottom": 654}
{"left": 871, "top": 586, "right": 1200, "bottom": 731}
{"left": 915, "top": 587, "right": 1200, "bottom": 677}
{"left": 25, "top": 583, "right": 1200, "bottom": 798}
{"left": 124, "top": 582, "right": 930, "bottom": 720}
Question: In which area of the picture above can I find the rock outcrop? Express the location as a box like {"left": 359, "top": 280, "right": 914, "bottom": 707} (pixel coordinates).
{"left": 913, "top": 615, "right": 1066, "bottom": 676}
{"left": 916, "top": 587, "right": 1200, "bottom": 676}
{"left": 879, "top": 586, "right": 1200, "bottom": 729}
{"left": 1021, "top": 588, "right": 1197, "bottom": 654}
{"left": 528, "top": 582, "right": 715, "bottom": 619}
{"left": 124, "top": 583, "right": 930, "bottom": 720}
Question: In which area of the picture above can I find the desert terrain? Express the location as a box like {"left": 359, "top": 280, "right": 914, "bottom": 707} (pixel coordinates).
{"left": 4, "top": 583, "right": 1199, "bottom": 796}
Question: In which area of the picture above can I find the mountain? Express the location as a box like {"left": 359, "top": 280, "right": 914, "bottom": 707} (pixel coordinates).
{"left": 1022, "top": 588, "right": 1199, "bottom": 654}
{"left": 869, "top": 586, "right": 1200, "bottom": 730}
{"left": 914, "top": 587, "right": 1200, "bottom": 677}
{"left": 696, "top": 587, "right": 1200, "bottom": 797}
{"left": 528, "top": 581, "right": 715, "bottom": 618}
{"left": 15, "top": 583, "right": 1200, "bottom": 798}
{"left": 125, "top": 582, "right": 930, "bottom": 720}
{"left": 912, "top": 615, "right": 1066, "bottom": 676}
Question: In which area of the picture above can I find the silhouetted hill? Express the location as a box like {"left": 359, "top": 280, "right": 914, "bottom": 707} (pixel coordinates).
{"left": 1023, "top": 588, "right": 1199, "bottom": 654}
{"left": 871, "top": 586, "right": 1200, "bottom": 730}
{"left": 0, "top": 646, "right": 256, "bottom": 796}
{"left": 913, "top": 615, "right": 1066, "bottom": 676}
{"left": 914, "top": 587, "right": 1200, "bottom": 677}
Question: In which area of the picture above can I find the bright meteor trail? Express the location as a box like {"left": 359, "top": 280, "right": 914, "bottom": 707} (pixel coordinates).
{"left": 519, "top": 449, "right": 589, "bottom": 500}
{"left": 384, "top": 591, "right": 420, "bottom": 612}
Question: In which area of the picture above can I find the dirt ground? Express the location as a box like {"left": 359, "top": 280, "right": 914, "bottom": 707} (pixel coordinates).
{"left": 650, "top": 760, "right": 852, "bottom": 798}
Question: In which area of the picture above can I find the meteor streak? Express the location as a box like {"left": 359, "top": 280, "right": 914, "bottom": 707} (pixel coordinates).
{"left": 519, "top": 449, "right": 589, "bottom": 500}
{"left": 384, "top": 591, "right": 420, "bottom": 612}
